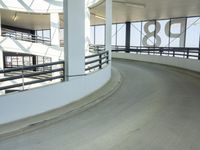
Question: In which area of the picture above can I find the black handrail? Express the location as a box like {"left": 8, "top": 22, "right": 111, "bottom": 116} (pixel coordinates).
{"left": 112, "top": 45, "right": 200, "bottom": 60}
{"left": 0, "top": 61, "right": 64, "bottom": 73}
{"left": 85, "top": 50, "right": 109, "bottom": 72}
{"left": 0, "top": 61, "right": 64, "bottom": 92}
{"left": 2, "top": 31, "right": 51, "bottom": 46}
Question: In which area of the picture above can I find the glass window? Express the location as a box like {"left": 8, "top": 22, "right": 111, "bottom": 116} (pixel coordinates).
{"left": 156, "top": 20, "right": 170, "bottom": 47}
{"left": 90, "top": 26, "right": 95, "bottom": 45}
{"left": 117, "top": 24, "right": 126, "bottom": 46}
{"left": 95, "top": 25, "right": 105, "bottom": 45}
{"left": 130, "top": 22, "right": 142, "bottom": 47}
{"left": 24, "top": 56, "right": 30, "bottom": 66}
{"left": 142, "top": 21, "right": 156, "bottom": 47}
{"left": 43, "top": 30, "right": 50, "bottom": 39}
{"left": 36, "top": 30, "right": 43, "bottom": 38}
{"left": 60, "top": 29, "right": 64, "bottom": 46}
{"left": 169, "top": 18, "right": 186, "bottom": 47}
{"left": 60, "top": 29, "right": 64, "bottom": 41}
{"left": 12, "top": 56, "right": 18, "bottom": 67}
{"left": 112, "top": 24, "right": 117, "bottom": 46}
{"left": 17, "top": 56, "right": 23, "bottom": 66}
{"left": 5, "top": 56, "right": 12, "bottom": 67}
{"left": 37, "top": 56, "right": 44, "bottom": 64}
{"left": 185, "top": 17, "right": 200, "bottom": 48}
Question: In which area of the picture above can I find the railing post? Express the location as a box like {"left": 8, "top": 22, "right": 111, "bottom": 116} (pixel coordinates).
{"left": 173, "top": 49, "right": 175, "bottom": 57}
{"left": 198, "top": 49, "right": 200, "bottom": 60}
{"left": 160, "top": 48, "right": 162, "bottom": 56}
{"left": 21, "top": 66, "right": 25, "bottom": 91}
{"left": 187, "top": 48, "right": 189, "bottom": 59}
{"left": 99, "top": 53, "right": 102, "bottom": 69}
{"left": 107, "top": 51, "right": 109, "bottom": 64}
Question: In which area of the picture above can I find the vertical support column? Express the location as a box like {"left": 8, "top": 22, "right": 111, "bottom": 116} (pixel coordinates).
{"left": 50, "top": 13, "right": 60, "bottom": 46}
{"left": 85, "top": 0, "right": 91, "bottom": 55}
{"left": 125, "top": 22, "right": 131, "bottom": 53}
{"left": 0, "top": 12, "right": 1, "bottom": 36}
{"left": 0, "top": 50, "right": 4, "bottom": 95}
{"left": 106, "top": 0, "right": 112, "bottom": 64}
{"left": 0, "top": 13, "right": 4, "bottom": 95}
{"left": 64, "top": 0, "right": 85, "bottom": 80}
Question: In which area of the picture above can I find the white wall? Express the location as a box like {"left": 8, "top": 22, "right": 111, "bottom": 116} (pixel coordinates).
{"left": 0, "top": 36, "right": 64, "bottom": 61}
{"left": 0, "top": 65, "right": 111, "bottom": 124}
{"left": 112, "top": 53, "right": 200, "bottom": 73}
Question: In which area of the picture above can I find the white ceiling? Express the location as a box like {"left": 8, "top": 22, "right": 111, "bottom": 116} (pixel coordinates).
{"left": 0, "top": 0, "right": 200, "bottom": 30}
{"left": 1, "top": 9, "right": 50, "bottom": 30}
{"left": 90, "top": 0, "right": 200, "bottom": 25}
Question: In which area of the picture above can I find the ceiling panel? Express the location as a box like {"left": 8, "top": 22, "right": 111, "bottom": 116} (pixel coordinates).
{"left": 90, "top": 0, "right": 200, "bottom": 25}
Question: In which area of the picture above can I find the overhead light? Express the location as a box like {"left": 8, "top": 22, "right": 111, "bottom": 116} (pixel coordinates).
{"left": 91, "top": 13, "right": 105, "bottom": 20}
{"left": 95, "top": 15, "right": 105, "bottom": 20}
{"left": 124, "top": 2, "right": 145, "bottom": 8}
{"left": 12, "top": 13, "right": 18, "bottom": 21}
{"left": 113, "top": 1, "right": 145, "bottom": 9}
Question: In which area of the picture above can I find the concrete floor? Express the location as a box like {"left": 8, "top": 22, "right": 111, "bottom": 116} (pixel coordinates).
{"left": 0, "top": 59, "right": 200, "bottom": 150}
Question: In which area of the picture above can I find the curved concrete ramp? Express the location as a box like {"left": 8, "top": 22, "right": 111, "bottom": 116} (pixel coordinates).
{"left": 1, "top": 59, "right": 200, "bottom": 150}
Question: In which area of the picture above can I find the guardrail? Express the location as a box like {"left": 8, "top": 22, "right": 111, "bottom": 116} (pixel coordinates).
{"left": 85, "top": 51, "right": 109, "bottom": 72}
{"left": 89, "top": 44, "right": 106, "bottom": 52}
{"left": 0, "top": 50, "right": 110, "bottom": 94}
{"left": 0, "top": 61, "right": 64, "bottom": 92}
{"left": 2, "top": 31, "right": 51, "bottom": 46}
{"left": 112, "top": 46, "right": 200, "bottom": 60}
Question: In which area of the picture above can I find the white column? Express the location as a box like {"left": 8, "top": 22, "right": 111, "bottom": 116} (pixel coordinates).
{"left": 50, "top": 13, "right": 60, "bottom": 46}
{"left": 0, "top": 13, "right": 1, "bottom": 36}
{"left": 85, "top": 0, "right": 91, "bottom": 55}
{"left": 0, "top": 49, "right": 4, "bottom": 95}
{"left": 64, "top": 0, "right": 85, "bottom": 80}
{"left": 106, "top": 0, "right": 112, "bottom": 62}
{"left": 0, "top": 13, "right": 4, "bottom": 95}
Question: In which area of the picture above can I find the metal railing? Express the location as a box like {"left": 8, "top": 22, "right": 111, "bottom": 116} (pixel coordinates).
{"left": 112, "top": 46, "right": 200, "bottom": 60}
{"left": 2, "top": 30, "right": 51, "bottom": 46}
{"left": 89, "top": 44, "right": 106, "bottom": 53}
{"left": 85, "top": 50, "right": 109, "bottom": 72}
{"left": 0, "top": 61, "right": 64, "bottom": 92}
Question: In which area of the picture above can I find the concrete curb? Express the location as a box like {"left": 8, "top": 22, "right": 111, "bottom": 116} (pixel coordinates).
{"left": 0, "top": 67, "right": 122, "bottom": 140}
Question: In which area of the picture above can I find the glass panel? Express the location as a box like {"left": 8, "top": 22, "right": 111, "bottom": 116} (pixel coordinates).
{"left": 117, "top": 24, "right": 126, "bottom": 46}
{"left": 156, "top": 20, "right": 170, "bottom": 47}
{"left": 24, "top": 56, "right": 30, "bottom": 66}
{"left": 142, "top": 21, "right": 156, "bottom": 47}
{"left": 5, "top": 56, "right": 12, "bottom": 67}
{"left": 95, "top": 25, "right": 105, "bottom": 45}
{"left": 60, "top": 29, "right": 64, "bottom": 46}
{"left": 29, "top": 57, "right": 33, "bottom": 65}
{"left": 11, "top": 56, "right": 18, "bottom": 67}
{"left": 90, "top": 26, "right": 95, "bottom": 45}
{"left": 112, "top": 24, "right": 117, "bottom": 46}
{"left": 44, "top": 57, "right": 51, "bottom": 71}
{"left": 130, "top": 22, "right": 142, "bottom": 47}
{"left": 17, "top": 56, "right": 23, "bottom": 66}
{"left": 169, "top": 18, "right": 186, "bottom": 47}
{"left": 185, "top": 17, "right": 200, "bottom": 48}
{"left": 43, "top": 30, "right": 50, "bottom": 39}
{"left": 36, "top": 30, "right": 43, "bottom": 38}
{"left": 37, "top": 56, "right": 44, "bottom": 64}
